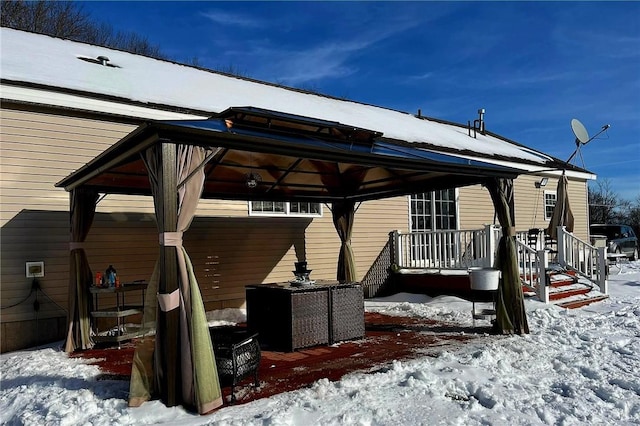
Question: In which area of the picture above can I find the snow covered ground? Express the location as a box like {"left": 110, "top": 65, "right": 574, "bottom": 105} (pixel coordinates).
{"left": 2, "top": 262, "right": 640, "bottom": 425}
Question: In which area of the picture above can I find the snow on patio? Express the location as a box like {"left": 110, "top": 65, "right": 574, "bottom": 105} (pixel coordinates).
{"left": 2, "top": 261, "right": 640, "bottom": 425}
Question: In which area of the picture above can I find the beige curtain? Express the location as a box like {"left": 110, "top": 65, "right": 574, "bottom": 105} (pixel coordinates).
{"left": 486, "top": 178, "right": 529, "bottom": 335}
{"left": 64, "top": 187, "right": 99, "bottom": 352}
{"left": 546, "top": 174, "right": 574, "bottom": 240}
{"left": 332, "top": 200, "right": 357, "bottom": 283}
{"left": 129, "top": 145, "right": 223, "bottom": 414}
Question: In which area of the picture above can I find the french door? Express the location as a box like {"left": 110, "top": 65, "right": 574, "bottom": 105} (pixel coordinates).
{"left": 409, "top": 189, "right": 458, "bottom": 264}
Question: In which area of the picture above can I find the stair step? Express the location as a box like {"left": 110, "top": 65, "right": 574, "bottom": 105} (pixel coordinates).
{"left": 556, "top": 295, "right": 609, "bottom": 309}
{"left": 548, "top": 273, "right": 578, "bottom": 287}
{"left": 549, "top": 286, "right": 591, "bottom": 301}
{"left": 521, "top": 263, "right": 606, "bottom": 308}
{"left": 550, "top": 279, "right": 577, "bottom": 288}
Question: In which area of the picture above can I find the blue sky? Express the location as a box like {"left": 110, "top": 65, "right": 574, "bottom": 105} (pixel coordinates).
{"left": 79, "top": 1, "right": 639, "bottom": 200}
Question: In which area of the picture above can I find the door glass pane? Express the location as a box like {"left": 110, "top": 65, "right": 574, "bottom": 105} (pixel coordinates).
{"left": 410, "top": 190, "right": 457, "bottom": 265}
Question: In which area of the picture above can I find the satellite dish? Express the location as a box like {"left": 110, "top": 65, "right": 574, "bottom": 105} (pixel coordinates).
{"left": 566, "top": 118, "right": 610, "bottom": 166}
{"left": 571, "top": 118, "right": 589, "bottom": 144}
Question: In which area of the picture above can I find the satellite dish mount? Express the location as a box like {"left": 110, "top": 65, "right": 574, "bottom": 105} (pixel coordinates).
{"left": 566, "top": 118, "right": 610, "bottom": 167}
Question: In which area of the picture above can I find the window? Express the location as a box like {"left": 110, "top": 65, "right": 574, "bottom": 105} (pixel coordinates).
{"left": 249, "top": 201, "right": 322, "bottom": 217}
{"left": 250, "top": 201, "right": 286, "bottom": 214}
{"left": 410, "top": 189, "right": 458, "bottom": 232}
{"left": 544, "top": 191, "right": 557, "bottom": 221}
{"left": 409, "top": 189, "right": 459, "bottom": 266}
{"left": 289, "top": 201, "right": 321, "bottom": 215}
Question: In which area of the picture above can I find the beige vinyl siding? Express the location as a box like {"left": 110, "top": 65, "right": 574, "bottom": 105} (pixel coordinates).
{"left": 306, "top": 197, "right": 409, "bottom": 283}
{"left": 512, "top": 175, "right": 589, "bottom": 241}
{"left": 187, "top": 197, "right": 409, "bottom": 310}
{"left": 563, "top": 178, "right": 590, "bottom": 241}
{"left": 1, "top": 211, "right": 70, "bottom": 322}
{"left": 1, "top": 106, "right": 412, "bottom": 331}
{"left": 0, "top": 108, "right": 138, "bottom": 223}
{"left": 458, "top": 185, "right": 495, "bottom": 230}
{"left": 458, "top": 175, "right": 590, "bottom": 240}
{"left": 0, "top": 107, "right": 281, "bottom": 324}
{"left": 1, "top": 108, "right": 138, "bottom": 324}
{"left": 351, "top": 196, "right": 409, "bottom": 274}
{"left": 186, "top": 216, "right": 309, "bottom": 308}
{"left": 513, "top": 174, "right": 548, "bottom": 230}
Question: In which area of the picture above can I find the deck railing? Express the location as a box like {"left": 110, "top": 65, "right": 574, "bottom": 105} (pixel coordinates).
{"left": 391, "top": 225, "right": 609, "bottom": 302}
{"left": 393, "top": 225, "right": 498, "bottom": 270}
{"left": 557, "top": 226, "right": 608, "bottom": 294}
{"left": 514, "top": 238, "right": 549, "bottom": 303}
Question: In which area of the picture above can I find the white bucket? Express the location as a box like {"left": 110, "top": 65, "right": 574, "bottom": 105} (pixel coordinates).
{"left": 468, "top": 267, "right": 500, "bottom": 290}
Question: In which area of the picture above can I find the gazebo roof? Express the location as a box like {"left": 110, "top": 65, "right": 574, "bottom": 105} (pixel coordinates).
{"left": 56, "top": 107, "right": 524, "bottom": 202}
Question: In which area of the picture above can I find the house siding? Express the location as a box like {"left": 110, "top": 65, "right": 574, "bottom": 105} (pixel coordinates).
{"left": 305, "top": 197, "right": 409, "bottom": 283}
{"left": 458, "top": 185, "right": 495, "bottom": 230}
{"left": 0, "top": 105, "right": 409, "bottom": 351}
{"left": 458, "top": 175, "right": 590, "bottom": 240}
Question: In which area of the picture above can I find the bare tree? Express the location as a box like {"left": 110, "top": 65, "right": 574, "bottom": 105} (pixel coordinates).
{"left": 1, "top": 0, "right": 166, "bottom": 59}
{"left": 2, "top": 1, "right": 258, "bottom": 84}
{"left": 109, "top": 30, "right": 166, "bottom": 59}
{"left": 214, "top": 64, "right": 249, "bottom": 78}
{"left": 589, "top": 178, "right": 640, "bottom": 235}
{"left": 629, "top": 196, "right": 640, "bottom": 236}
{"left": 589, "top": 179, "right": 622, "bottom": 224}
{"left": 1, "top": 1, "right": 91, "bottom": 39}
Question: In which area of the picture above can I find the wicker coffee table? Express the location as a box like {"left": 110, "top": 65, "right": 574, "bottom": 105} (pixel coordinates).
{"left": 246, "top": 281, "right": 364, "bottom": 352}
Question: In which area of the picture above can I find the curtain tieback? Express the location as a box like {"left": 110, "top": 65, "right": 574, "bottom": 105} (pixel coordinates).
{"left": 69, "top": 242, "right": 85, "bottom": 250}
{"left": 157, "top": 232, "right": 183, "bottom": 311}
{"left": 157, "top": 289, "right": 180, "bottom": 312}
{"left": 159, "top": 232, "right": 183, "bottom": 247}
{"left": 504, "top": 226, "right": 516, "bottom": 236}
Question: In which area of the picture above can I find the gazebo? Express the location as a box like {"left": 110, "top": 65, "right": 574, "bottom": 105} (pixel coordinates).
{"left": 56, "top": 107, "right": 530, "bottom": 413}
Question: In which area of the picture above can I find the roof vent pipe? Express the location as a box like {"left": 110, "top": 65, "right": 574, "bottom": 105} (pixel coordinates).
{"left": 474, "top": 108, "right": 486, "bottom": 135}
{"left": 468, "top": 120, "right": 476, "bottom": 138}
{"left": 97, "top": 56, "right": 110, "bottom": 66}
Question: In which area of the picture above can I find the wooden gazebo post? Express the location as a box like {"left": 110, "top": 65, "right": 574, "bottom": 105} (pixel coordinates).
{"left": 157, "top": 142, "right": 180, "bottom": 406}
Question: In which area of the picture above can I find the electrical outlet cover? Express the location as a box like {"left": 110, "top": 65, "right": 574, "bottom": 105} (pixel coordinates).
{"left": 26, "top": 261, "right": 44, "bottom": 278}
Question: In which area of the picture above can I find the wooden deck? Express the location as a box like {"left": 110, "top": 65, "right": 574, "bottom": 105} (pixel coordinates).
{"left": 72, "top": 312, "right": 494, "bottom": 406}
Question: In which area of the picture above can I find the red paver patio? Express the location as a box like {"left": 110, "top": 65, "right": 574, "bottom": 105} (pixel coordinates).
{"left": 72, "top": 312, "right": 494, "bottom": 406}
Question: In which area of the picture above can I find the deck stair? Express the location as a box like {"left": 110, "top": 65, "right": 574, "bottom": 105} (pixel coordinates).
{"left": 520, "top": 265, "right": 608, "bottom": 309}
{"left": 545, "top": 267, "right": 608, "bottom": 309}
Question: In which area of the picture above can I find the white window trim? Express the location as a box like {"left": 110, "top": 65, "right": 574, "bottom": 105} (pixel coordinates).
{"left": 407, "top": 188, "right": 459, "bottom": 232}
{"left": 454, "top": 188, "right": 461, "bottom": 230}
{"left": 248, "top": 201, "right": 323, "bottom": 218}
{"left": 543, "top": 190, "right": 557, "bottom": 221}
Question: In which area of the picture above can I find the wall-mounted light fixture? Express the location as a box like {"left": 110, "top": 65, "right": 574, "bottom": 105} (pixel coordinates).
{"left": 535, "top": 177, "right": 549, "bottom": 188}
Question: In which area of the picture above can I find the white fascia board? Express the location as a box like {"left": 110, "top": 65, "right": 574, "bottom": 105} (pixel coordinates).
{"left": 1, "top": 84, "right": 208, "bottom": 121}
{"left": 450, "top": 153, "right": 596, "bottom": 181}
{"left": 525, "top": 166, "right": 597, "bottom": 181}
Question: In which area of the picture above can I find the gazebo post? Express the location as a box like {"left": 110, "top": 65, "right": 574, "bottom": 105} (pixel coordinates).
{"left": 485, "top": 177, "right": 529, "bottom": 335}
{"left": 331, "top": 200, "right": 357, "bottom": 283}
{"left": 157, "top": 142, "right": 180, "bottom": 406}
